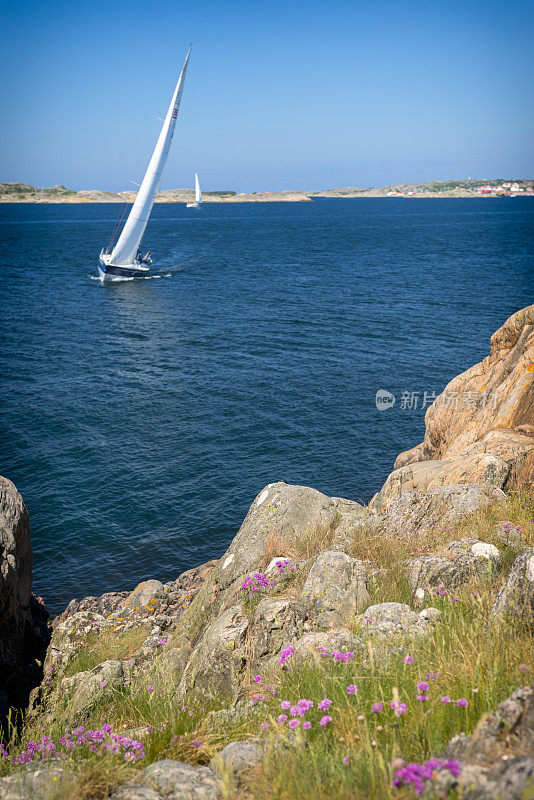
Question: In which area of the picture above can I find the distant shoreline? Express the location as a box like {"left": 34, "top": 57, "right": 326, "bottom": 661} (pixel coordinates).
{"left": 1, "top": 179, "right": 533, "bottom": 204}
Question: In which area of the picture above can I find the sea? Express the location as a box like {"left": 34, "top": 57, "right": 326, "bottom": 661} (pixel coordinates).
{"left": 0, "top": 197, "right": 532, "bottom": 613}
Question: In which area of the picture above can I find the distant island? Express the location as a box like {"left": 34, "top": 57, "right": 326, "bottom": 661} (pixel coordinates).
{"left": 1, "top": 178, "right": 533, "bottom": 203}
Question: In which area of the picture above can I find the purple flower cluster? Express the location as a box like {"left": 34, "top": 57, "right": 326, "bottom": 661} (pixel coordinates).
{"left": 275, "top": 560, "right": 296, "bottom": 575}
{"left": 316, "top": 646, "right": 355, "bottom": 663}
{"left": 419, "top": 584, "right": 460, "bottom": 603}
{"left": 274, "top": 697, "right": 318, "bottom": 730}
{"left": 6, "top": 725, "right": 145, "bottom": 766}
{"left": 279, "top": 646, "right": 294, "bottom": 666}
{"left": 240, "top": 573, "right": 274, "bottom": 597}
{"left": 390, "top": 700, "right": 408, "bottom": 717}
{"left": 392, "top": 758, "right": 461, "bottom": 795}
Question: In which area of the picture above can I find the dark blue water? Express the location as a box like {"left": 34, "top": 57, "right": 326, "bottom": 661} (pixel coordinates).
{"left": 0, "top": 198, "right": 532, "bottom": 612}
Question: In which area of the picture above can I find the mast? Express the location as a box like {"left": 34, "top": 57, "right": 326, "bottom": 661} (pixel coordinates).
{"left": 195, "top": 172, "right": 201, "bottom": 204}
{"left": 110, "top": 48, "right": 191, "bottom": 265}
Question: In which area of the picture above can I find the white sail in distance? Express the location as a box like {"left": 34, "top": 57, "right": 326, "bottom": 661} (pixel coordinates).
{"left": 110, "top": 48, "right": 191, "bottom": 266}
{"left": 195, "top": 172, "right": 201, "bottom": 204}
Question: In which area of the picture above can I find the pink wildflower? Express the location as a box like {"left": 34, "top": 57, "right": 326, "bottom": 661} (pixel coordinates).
{"left": 346, "top": 684, "right": 358, "bottom": 695}
{"left": 371, "top": 702, "right": 383, "bottom": 713}
{"left": 391, "top": 700, "right": 407, "bottom": 717}
{"left": 319, "top": 715, "right": 332, "bottom": 727}
{"left": 318, "top": 697, "right": 332, "bottom": 711}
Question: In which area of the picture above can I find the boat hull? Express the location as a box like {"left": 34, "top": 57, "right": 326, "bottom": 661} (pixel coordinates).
{"left": 186, "top": 202, "right": 201, "bottom": 208}
{"left": 98, "top": 255, "right": 150, "bottom": 280}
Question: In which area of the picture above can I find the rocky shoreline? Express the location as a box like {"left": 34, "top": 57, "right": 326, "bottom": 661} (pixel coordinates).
{"left": 0, "top": 305, "right": 533, "bottom": 800}
{"left": 2, "top": 179, "right": 533, "bottom": 204}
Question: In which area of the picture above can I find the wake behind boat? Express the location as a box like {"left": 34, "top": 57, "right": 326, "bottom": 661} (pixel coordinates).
{"left": 98, "top": 48, "right": 191, "bottom": 281}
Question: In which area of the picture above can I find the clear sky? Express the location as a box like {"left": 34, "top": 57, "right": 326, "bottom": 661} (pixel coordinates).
{"left": 1, "top": 0, "right": 533, "bottom": 192}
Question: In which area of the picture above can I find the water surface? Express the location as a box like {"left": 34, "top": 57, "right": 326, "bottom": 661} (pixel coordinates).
{"left": 0, "top": 198, "right": 532, "bottom": 611}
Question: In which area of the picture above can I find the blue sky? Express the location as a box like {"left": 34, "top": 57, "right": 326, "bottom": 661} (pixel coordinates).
{"left": 1, "top": 0, "right": 533, "bottom": 191}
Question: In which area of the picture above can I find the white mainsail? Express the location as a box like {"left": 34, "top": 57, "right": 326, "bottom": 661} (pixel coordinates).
{"left": 195, "top": 172, "right": 201, "bottom": 204}
{"left": 110, "top": 48, "right": 191, "bottom": 266}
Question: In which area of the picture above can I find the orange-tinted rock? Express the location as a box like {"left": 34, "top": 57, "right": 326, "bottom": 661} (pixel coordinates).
{"left": 372, "top": 305, "right": 534, "bottom": 509}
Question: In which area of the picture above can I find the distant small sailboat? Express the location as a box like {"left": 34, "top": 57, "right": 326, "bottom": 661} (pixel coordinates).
{"left": 186, "top": 173, "right": 202, "bottom": 208}
{"left": 98, "top": 48, "right": 191, "bottom": 280}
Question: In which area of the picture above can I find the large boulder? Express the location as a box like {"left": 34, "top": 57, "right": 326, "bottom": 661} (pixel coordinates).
{"left": 290, "top": 630, "right": 361, "bottom": 663}
{"left": 356, "top": 603, "right": 431, "bottom": 639}
{"left": 371, "top": 305, "right": 534, "bottom": 510}
{"left": 59, "top": 659, "right": 129, "bottom": 720}
{"left": 177, "top": 605, "right": 249, "bottom": 701}
{"left": 249, "top": 598, "right": 298, "bottom": 665}
{"left": 297, "top": 550, "right": 370, "bottom": 628}
{"left": 209, "top": 738, "right": 263, "bottom": 787}
{"left": 371, "top": 456, "right": 509, "bottom": 514}
{"left": 0, "top": 767, "right": 76, "bottom": 800}
{"left": 369, "top": 483, "right": 505, "bottom": 535}
{"left": 0, "top": 476, "right": 50, "bottom": 717}
{"left": 110, "top": 759, "right": 221, "bottom": 800}
{"left": 0, "top": 476, "right": 32, "bottom": 684}
{"left": 436, "top": 684, "right": 534, "bottom": 800}
{"left": 492, "top": 548, "right": 534, "bottom": 630}
{"left": 169, "top": 483, "right": 363, "bottom": 655}
{"left": 407, "top": 538, "right": 501, "bottom": 592}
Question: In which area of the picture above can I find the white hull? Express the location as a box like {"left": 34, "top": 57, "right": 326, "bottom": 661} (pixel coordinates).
{"left": 186, "top": 202, "right": 201, "bottom": 208}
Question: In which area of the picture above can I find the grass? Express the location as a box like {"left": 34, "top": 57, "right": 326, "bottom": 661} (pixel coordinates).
{"left": 1, "top": 493, "right": 532, "bottom": 799}
{"left": 249, "top": 586, "right": 532, "bottom": 800}
{"left": 63, "top": 626, "right": 149, "bottom": 678}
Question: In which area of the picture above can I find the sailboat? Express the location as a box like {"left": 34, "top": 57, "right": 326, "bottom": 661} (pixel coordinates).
{"left": 98, "top": 48, "right": 191, "bottom": 280}
{"left": 186, "top": 173, "right": 202, "bottom": 208}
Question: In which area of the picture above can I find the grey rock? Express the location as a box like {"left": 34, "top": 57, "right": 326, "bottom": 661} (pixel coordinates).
{"left": 110, "top": 579, "right": 165, "bottom": 621}
{"left": 0, "top": 767, "right": 75, "bottom": 800}
{"left": 178, "top": 483, "right": 351, "bottom": 645}
{"left": 290, "top": 630, "right": 361, "bottom": 662}
{"left": 418, "top": 607, "right": 442, "bottom": 622}
{"left": 111, "top": 759, "right": 221, "bottom": 800}
{"left": 207, "top": 699, "right": 259, "bottom": 727}
{"left": 329, "top": 496, "right": 367, "bottom": 552}
{"left": 492, "top": 548, "right": 534, "bottom": 630}
{"left": 438, "top": 685, "right": 534, "bottom": 800}
{"left": 60, "top": 659, "right": 129, "bottom": 719}
{"left": 178, "top": 605, "right": 249, "bottom": 701}
{"left": 250, "top": 598, "right": 298, "bottom": 664}
{"left": 357, "top": 603, "right": 430, "bottom": 638}
{"left": 407, "top": 538, "right": 501, "bottom": 592}
{"left": 209, "top": 738, "right": 263, "bottom": 785}
{"left": 371, "top": 459, "right": 509, "bottom": 515}
{"left": 371, "top": 483, "right": 505, "bottom": 536}
{"left": 0, "top": 476, "right": 32, "bottom": 685}
{"left": 297, "top": 550, "right": 370, "bottom": 629}
{"left": 44, "top": 610, "right": 107, "bottom": 675}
